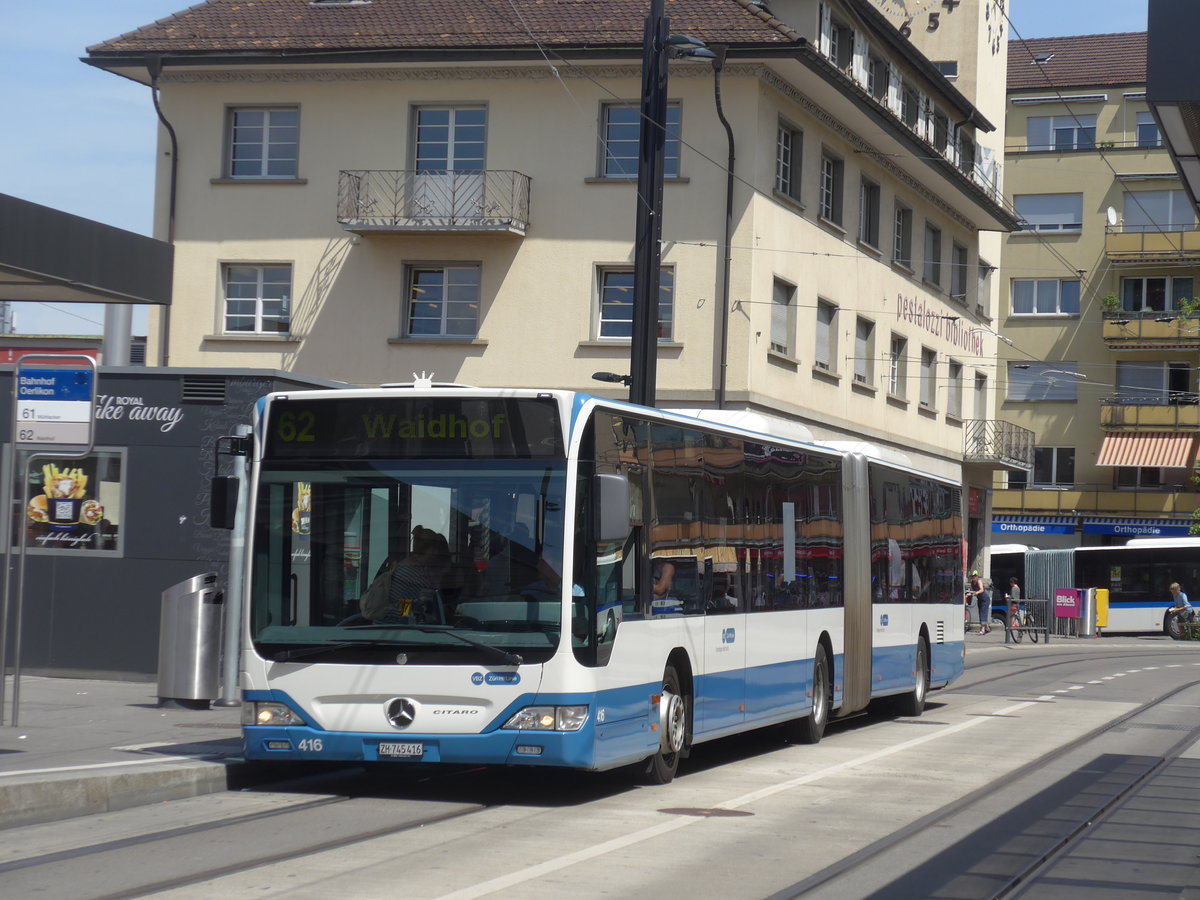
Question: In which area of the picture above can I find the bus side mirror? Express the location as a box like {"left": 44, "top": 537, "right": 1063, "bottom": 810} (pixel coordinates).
{"left": 595, "top": 473, "right": 630, "bottom": 544}
{"left": 211, "top": 476, "right": 239, "bottom": 530}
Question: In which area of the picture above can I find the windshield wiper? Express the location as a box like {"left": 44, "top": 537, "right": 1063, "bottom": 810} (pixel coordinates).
{"left": 344, "top": 623, "right": 523, "bottom": 666}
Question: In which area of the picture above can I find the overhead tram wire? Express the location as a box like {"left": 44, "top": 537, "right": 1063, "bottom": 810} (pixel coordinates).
{"left": 1000, "top": 3, "right": 1186, "bottom": 256}
{"left": 493, "top": 0, "right": 1086, "bottom": 294}
{"left": 488, "top": 0, "right": 763, "bottom": 221}
{"left": 485, "top": 0, "right": 1025, "bottom": 275}
{"left": 997, "top": 0, "right": 1190, "bottom": 338}
{"left": 994, "top": 2, "right": 1193, "bottom": 376}
{"left": 483, "top": 0, "right": 1085, "bottom": 370}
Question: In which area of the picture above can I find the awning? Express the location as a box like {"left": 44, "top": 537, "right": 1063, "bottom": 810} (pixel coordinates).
{"left": 1095, "top": 432, "right": 1196, "bottom": 467}
{"left": 992, "top": 516, "right": 1075, "bottom": 535}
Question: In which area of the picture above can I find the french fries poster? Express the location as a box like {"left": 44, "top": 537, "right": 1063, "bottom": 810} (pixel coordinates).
{"left": 26, "top": 460, "right": 107, "bottom": 549}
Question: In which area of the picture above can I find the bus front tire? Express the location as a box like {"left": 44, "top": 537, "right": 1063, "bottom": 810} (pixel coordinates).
{"left": 643, "top": 663, "right": 687, "bottom": 784}
{"left": 784, "top": 644, "right": 831, "bottom": 745}
{"left": 893, "top": 638, "right": 928, "bottom": 718}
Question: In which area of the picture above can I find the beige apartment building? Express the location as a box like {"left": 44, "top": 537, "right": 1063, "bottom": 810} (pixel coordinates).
{"left": 997, "top": 31, "right": 1200, "bottom": 548}
{"left": 86, "top": 0, "right": 1029, "bottom": 565}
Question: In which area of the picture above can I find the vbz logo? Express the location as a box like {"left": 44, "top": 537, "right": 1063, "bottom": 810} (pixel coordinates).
{"left": 879, "top": 614, "right": 889, "bottom": 627}
{"left": 721, "top": 627, "right": 736, "bottom": 644}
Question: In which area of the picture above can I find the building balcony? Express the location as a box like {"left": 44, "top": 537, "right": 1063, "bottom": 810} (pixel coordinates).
{"left": 963, "top": 419, "right": 1035, "bottom": 471}
{"left": 1100, "top": 397, "right": 1200, "bottom": 430}
{"left": 1105, "top": 222, "right": 1200, "bottom": 265}
{"left": 1101, "top": 310, "right": 1200, "bottom": 348}
{"left": 337, "top": 170, "right": 531, "bottom": 235}
{"left": 993, "top": 485, "right": 1200, "bottom": 517}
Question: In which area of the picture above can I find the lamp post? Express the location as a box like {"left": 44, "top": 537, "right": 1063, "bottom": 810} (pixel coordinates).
{"left": 629, "top": 0, "right": 670, "bottom": 409}
{"left": 627, "top": 2, "right": 714, "bottom": 408}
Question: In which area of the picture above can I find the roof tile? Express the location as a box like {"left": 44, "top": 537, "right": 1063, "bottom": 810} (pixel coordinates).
{"left": 1007, "top": 32, "right": 1147, "bottom": 92}
{"left": 87, "top": 0, "right": 800, "bottom": 55}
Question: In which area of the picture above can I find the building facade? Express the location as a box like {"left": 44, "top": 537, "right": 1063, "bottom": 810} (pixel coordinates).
{"left": 997, "top": 31, "right": 1200, "bottom": 549}
{"left": 86, "top": 0, "right": 1030, "bottom": 570}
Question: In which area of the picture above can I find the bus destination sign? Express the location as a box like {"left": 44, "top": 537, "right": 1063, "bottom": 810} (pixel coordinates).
{"left": 264, "top": 396, "right": 564, "bottom": 460}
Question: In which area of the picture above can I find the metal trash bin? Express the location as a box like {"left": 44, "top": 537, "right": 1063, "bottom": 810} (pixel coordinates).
{"left": 157, "top": 572, "right": 223, "bottom": 709}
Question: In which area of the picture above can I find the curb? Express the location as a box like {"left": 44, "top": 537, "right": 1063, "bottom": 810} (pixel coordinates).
{"left": 0, "top": 758, "right": 253, "bottom": 831}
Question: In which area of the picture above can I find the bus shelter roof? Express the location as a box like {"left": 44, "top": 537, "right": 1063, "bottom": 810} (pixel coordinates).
{"left": 0, "top": 194, "right": 172, "bottom": 306}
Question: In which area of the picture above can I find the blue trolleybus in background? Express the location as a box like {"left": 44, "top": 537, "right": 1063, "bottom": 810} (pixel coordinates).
{"left": 235, "top": 387, "right": 965, "bottom": 783}
{"left": 991, "top": 538, "right": 1200, "bottom": 634}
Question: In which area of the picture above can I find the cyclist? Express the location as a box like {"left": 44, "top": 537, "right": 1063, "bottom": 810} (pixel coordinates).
{"left": 1169, "top": 582, "right": 1194, "bottom": 623}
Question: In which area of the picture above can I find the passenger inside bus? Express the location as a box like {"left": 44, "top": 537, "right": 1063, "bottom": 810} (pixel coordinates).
{"left": 358, "top": 526, "right": 451, "bottom": 624}
{"left": 653, "top": 558, "right": 676, "bottom": 600}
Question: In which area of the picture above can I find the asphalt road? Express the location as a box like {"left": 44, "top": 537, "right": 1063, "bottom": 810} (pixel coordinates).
{"left": 3, "top": 638, "right": 1198, "bottom": 900}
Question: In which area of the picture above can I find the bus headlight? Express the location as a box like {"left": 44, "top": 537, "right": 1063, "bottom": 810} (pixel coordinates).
{"left": 242, "top": 701, "right": 306, "bottom": 727}
{"left": 504, "top": 705, "right": 588, "bottom": 731}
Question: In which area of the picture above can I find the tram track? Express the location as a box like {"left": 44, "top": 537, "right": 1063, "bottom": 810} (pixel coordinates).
{"left": 0, "top": 757, "right": 633, "bottom": 900}
{"left": 995, "top": 715, "right": 1200, "bottom": 900}
{"left": 948, "top": 643, "right": 1200, "bottom": 692}
{"left": 771, "top": 673, "right": 1200, "bottom": 899}
{"left": 0, "top": 768, "right": 498, "bottom": 900}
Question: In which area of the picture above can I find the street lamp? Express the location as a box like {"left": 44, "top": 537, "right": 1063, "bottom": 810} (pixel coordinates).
{"left": 628, "top": 0, "right": 713, "bottom": 409}
{"left": 592, "top": 371, "right": 633, "bottom": 386}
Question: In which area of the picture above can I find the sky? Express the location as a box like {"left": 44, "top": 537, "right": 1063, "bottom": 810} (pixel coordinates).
{"left": 0, "top": 0, "right": 1152, "bottom": 335}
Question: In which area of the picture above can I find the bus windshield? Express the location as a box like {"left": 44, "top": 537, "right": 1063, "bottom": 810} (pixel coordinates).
{"left": 248, "top": 459, "right": 568, "bottom": 664}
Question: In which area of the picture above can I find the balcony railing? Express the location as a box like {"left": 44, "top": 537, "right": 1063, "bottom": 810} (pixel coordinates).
{"left": 338, "top": 170, "right": 531, "bottom": 234}
{"left": 1100, "top": 396, "right": 1200, "bottom": 430}
{"left": 1102, "top": 309, "right": 1200, "bottom": 348}
{"left": 1105, "top": 222, "right": 1200, "bottom": 263}
{"left": 1007, "top": 138, "right": 1164, "bottom": 153}
{"left": 993, "top": 486, "right": 1200, "bottom": 517}
{"left": 963, "top": 419, "right": 1035, "bottom": 470}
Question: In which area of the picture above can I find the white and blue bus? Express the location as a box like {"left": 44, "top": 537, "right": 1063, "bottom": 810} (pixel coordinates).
{"left": 235, "top": 388, "right": 965, "bottom": 782}
{"left": 992, "top": 538, "right": 1200, "bottom": 634}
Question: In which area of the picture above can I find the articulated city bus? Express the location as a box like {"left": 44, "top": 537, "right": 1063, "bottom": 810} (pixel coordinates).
{"left": 234, "top": 387, "right": 964, "bottom": 782}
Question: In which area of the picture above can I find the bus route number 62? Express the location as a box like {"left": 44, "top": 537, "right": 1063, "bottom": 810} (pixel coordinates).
{"left": 276, "top": 410, "right": 316, "bottom": 443}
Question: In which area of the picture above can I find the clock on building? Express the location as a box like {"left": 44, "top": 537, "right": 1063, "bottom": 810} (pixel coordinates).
{"left": 875, "top": 0, "right": 962, "bottom": 37}
{"left": 985, "top": 0, "right": 1007, "bottom": 55}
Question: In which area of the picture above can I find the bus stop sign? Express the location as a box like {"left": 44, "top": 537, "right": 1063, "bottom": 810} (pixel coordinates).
{"left": 14, "top": 357, "right": 96, "bottom": 451}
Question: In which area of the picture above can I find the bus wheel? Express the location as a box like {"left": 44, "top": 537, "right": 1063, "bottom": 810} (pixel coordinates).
{"left": 784, "top": 645, "right": 831, "bottom": 745}
{"left": 643, "top": 664, "right": 687, "bottom": 784}
{"left": 893, "top": 638, "right": 928, "bottom": 718}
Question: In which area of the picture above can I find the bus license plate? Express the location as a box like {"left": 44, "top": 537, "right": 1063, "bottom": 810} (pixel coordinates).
{"left": 378, "top": 742, "right": 424, "bottom": 759}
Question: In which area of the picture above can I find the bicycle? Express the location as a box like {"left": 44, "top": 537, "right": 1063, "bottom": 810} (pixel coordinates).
{"left": 1008, "top": 601, "right": 1039, "bottom": 643}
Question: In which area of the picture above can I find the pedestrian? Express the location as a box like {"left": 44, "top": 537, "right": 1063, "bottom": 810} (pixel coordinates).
{"left": 1007, "top": 576, "right": 1021, "bottom": 603}
{"left": 968, "top": 570, "right": 991, "bottom": 633}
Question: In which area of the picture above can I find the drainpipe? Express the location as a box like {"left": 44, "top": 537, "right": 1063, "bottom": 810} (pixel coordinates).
{"left": 711, "top": 46, "right": 735, "bottom": 409}
{"left": 146, "top": 54, "right": 177, "bottom": 367}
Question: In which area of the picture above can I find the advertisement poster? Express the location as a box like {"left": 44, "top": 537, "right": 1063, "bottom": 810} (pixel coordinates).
{"left": 1054, "top": 588, "right": 1082, "bottom": 619}
{"left": 20, "top": 452, "right": 122, "bottom": 553}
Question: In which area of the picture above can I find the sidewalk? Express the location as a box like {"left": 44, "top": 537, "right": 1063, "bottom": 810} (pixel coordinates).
{"left": 0, "top": 675, "right": 247, "bottom": 830}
